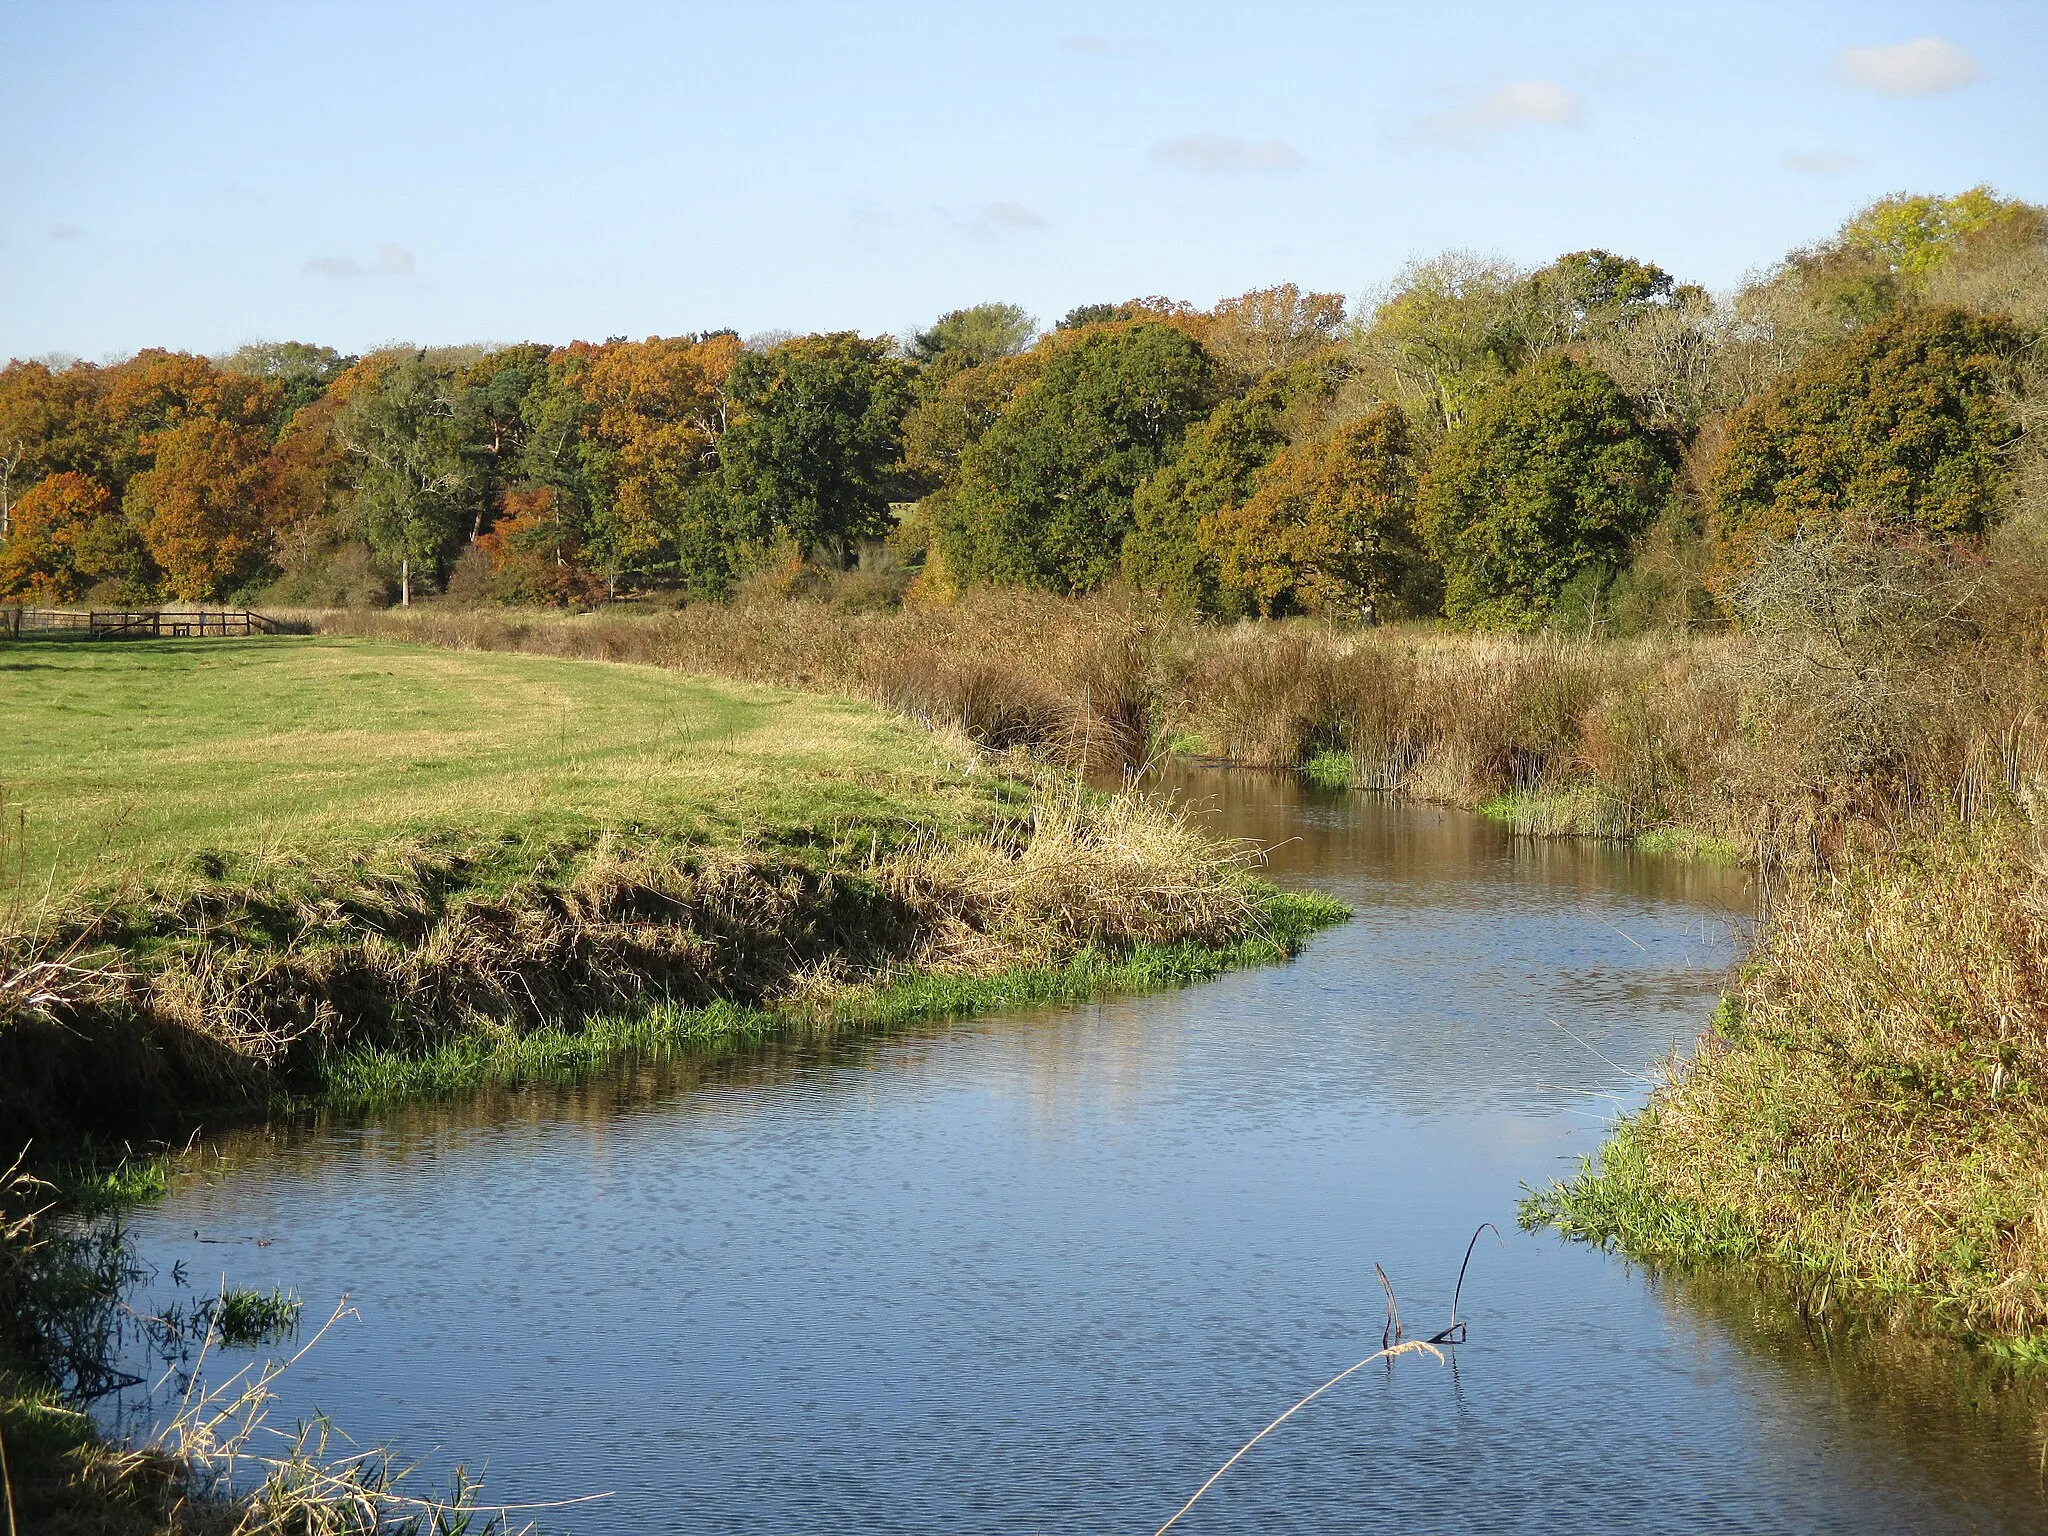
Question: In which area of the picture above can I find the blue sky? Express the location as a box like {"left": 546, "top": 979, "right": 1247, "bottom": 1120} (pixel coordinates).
{"left": 3, "top": 0, "right": 2043, "bottom": 361}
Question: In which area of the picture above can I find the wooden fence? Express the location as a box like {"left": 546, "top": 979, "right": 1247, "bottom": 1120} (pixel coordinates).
{"left": 2, "top": 608, "right": 282, "bottom": 640}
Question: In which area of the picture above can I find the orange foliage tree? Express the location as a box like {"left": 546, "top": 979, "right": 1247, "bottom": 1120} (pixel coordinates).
{"left": 99, "top": 350, "right": 279, "bottom": 489}
{"left": 123, "top": 419, "right": 276, "bottom": 599}
{"left": 473, "top": 487, "right": 604, "bottom": 605}
{"left": 1203, "top": 404, "right": 1424, "bottom": 621}
{"left": 571, "top": 333, "right": 744, "bottom": 575}
{"left": 0, "top": 472, "right": 120, "bottom": 601}
{"left": 0, "top": 361, "right": 115, "bottom": 495}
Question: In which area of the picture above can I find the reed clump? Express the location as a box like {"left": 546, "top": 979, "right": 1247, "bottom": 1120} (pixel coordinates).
{"left": 1527, "top": 807, "right": 2048, "bottom": 1338}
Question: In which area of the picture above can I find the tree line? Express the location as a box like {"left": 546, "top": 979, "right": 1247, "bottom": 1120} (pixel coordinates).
{"left": 1, "top": 185, "right": 2041, "bottom": 629}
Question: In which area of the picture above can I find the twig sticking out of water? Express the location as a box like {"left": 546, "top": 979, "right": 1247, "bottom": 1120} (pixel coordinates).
{"left": 1150, "top": 1339, "right": 1445, "bottom": 1536}
{"left": 1375, "top": 1263, "right": 1401, "bottom": 1350}
{"left": 1153, "top": 1225, "right": 1501, "bottom": 1535}
{"left": 1426, "top": 1222, "right": 1501, "bottom": 1346}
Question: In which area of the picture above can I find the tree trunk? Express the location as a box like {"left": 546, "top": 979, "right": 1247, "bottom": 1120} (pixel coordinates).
{"left": 401, "top": 556, "right": 411, "bottom": 608}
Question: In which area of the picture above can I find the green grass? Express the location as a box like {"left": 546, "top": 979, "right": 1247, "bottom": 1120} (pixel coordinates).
{"left": 1635, "top": 826, "right": 1745, "bottom": 863}
{"left": 1, "top": 635, "right": 995, "bottom": 892}
{"left": 300, "top": 886, "right": 1345, "bottom": 1112}
{"left": 1298, "top": 749, "right": 1355, "bottom": 790}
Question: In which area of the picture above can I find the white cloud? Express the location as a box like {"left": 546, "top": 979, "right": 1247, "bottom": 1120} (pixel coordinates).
{"left": 1782, "top": 148, "right": 1859, "bottom": 176}
{"left": 1837, "top": 37, "right": 1982, "bottom": 96}
{"left": 1058, "top": 35, "right": 1153, "bottom": 57}
{"left": 1148, "top": 135, "right": 1305, "bottom": 175}
{"left": 48, "top": 223, "right": 82, "bottom": 240}
{"left": 945, "top": 201, "right": 1052, "bottom": 240}
{"left": 304, "top": 243, "right": 416, "bottom": 278}
{"left": 1419, "top": 80, "right": 1582, "bottom": 143}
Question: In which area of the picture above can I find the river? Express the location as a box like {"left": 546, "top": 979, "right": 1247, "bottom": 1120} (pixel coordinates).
{"left": 103, "top": 768, "right": 2048, "bottom": 1532}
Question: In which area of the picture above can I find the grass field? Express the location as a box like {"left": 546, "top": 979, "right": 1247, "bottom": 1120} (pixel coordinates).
{"left": 1, "top": 635, "right": 994, "bottom": 892}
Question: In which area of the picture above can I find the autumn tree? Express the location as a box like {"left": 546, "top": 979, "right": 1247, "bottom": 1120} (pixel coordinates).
{"left": 938, "top": 321, "right": 1218, "bottom": 592}
{"left": 1418, "top": 356, "right": 1672, "bottom": 629}
{"left": 1121, "top": 358, "right": 1343, "bottom": 613}
{"left": 1709, "top": 305, "right": 2027, "bottom": 573}
{"left": 1206, "top": 284, "right": 1345, "bottom": 378}
{"left": 472, "top": 486, "right": 604, "bottom": 605}
{"left": 571, "top": 333, "right": 742, "bottom": 582}
{"left": 715, "top": 333, "right": 914, "bottom": 567}
{"left": 1202, "top": 404, "right": 1424, "bottom": 621}
{"left": 99, "top": 350, "right": 278, "bottom": 490}
{"left": 335, "top": 353, "right": 472, "bottom": 605}
{"left": 0, "top": 360, "right": 115, "bottom": 494}
{"left": 123, "top": 418, "right": 276, "bottom": 598}
{"left": 0, "top": 472, "right": 124, "bottom": 601}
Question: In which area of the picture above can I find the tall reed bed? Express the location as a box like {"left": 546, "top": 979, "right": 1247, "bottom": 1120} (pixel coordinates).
{"left": 313, "top": 579, "right": 2048, "bottom": 868}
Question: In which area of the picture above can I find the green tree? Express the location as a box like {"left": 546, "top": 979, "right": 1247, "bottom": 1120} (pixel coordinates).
{"left": 1524, "top": 250, "right": 1684, "bottom": 350}
{"left": 909, "top": 303, "right": 1036, "bottom": 382}
{"left": 1838, "top": 186, "right": 2040, "bottom": 285}
{"left": 716, "top": 333, "right": 914, "bottom": 566}
{"left": 335, "top": 352, "right": 473, "bottom": 605}
{"left": 939, "top": 322, "right": 1219, "bottom": 592}
{"left": 1708, "top": 305, "right": 2026, "bottom": 573}
{"left": 1418, "top": 356, "right": 1672, "bottom": 629}
{"left": 1353, "top": 253, "right": 1534, "bottom": 440}
{"left": 218, "top": 341, "right": 356, "bottom": 428}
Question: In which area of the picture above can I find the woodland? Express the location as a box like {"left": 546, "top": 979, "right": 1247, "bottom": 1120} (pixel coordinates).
{"left": 2, "top": 185, "right": 2041, "bottom": 632}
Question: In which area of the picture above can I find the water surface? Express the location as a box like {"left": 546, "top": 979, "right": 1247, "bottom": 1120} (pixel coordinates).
{"left": 108, "top": 770, "right": 2048, "bottom": 1532}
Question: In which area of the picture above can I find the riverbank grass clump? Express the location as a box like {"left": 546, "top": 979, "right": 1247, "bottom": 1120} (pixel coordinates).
{"left": 1525, "top": 814, "right": 2048, "bottom": 1344}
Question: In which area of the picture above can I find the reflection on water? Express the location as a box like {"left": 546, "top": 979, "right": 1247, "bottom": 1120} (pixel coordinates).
{"left": 104, "top": 771, "right": 2048, "bottom": 1533}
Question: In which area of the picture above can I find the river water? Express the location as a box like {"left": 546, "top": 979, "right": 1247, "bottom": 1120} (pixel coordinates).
{"left": 105, "top": 769, "right": 2048, "bottom": 1532}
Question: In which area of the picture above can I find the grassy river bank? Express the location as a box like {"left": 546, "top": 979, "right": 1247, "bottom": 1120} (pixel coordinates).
{"left": 311, "top": 588, "right": 2048, "bottom": 1361}
{"left": 0, "top": 633, "right": 1338, "bottom": 1531}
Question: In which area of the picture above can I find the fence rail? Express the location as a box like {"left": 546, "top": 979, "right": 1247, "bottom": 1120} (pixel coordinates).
{"left": 2, "top": 607, "right": 281, "bottom": 640}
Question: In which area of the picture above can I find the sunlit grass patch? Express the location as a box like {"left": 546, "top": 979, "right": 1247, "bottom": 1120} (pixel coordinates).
{"left": 2, "top": 635, "right": 991, "bottom": 892}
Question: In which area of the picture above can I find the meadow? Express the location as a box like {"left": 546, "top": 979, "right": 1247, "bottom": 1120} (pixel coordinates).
{"left": 2, "top": 634, "right": 991, "bottom": 891}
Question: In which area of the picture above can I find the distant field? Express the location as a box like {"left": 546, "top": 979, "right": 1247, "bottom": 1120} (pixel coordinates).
{"left": 0, "top": 636, "right": 990, "bottom": 890}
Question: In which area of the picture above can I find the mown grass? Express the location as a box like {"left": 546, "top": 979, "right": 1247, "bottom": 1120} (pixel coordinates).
{"left": 1, "top": 634, "right": 994, "bottom": 892}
